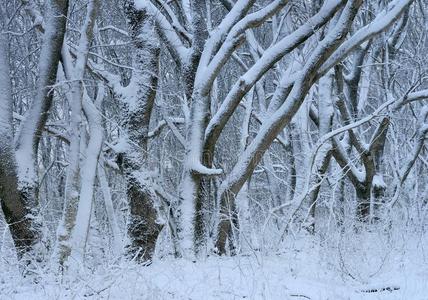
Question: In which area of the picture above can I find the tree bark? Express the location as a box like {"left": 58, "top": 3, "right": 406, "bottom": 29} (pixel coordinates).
{"left": 0, "top": 34, "right": 38, "bottom": 259}
{"left": 1, "top": 0, "right": 68, "bottom": 259}
{"left": 123, "top": 1, "right": 163, "bottom": 263}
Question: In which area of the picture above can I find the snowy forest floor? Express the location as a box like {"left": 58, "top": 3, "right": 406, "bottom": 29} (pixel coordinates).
{"left": 1, "top": 225, "right": 427, "bottom": 300}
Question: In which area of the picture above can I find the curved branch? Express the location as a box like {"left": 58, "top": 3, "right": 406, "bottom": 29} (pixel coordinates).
{"left": 205, "top": 0, "right": 344, "bottom": 150}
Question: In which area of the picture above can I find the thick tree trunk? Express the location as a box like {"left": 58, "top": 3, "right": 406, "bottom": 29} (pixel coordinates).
{"left": 177, "top": 0, "right": 219, "bottom": 258}
{"left": 123, "top": 1, "right": 163, "bottom": 263}
{"left": 0, "top": 162, "right": 37, "bottom": 258}
{"left": 0, "top": 36, "right": 38, "bottom": 258}
{"left": 194, "top": 173, "right": 209, "bottom": 253}
{"left": 15, "top": 0, "right": 68, "bottom": 262}
{"left": 2, "top": 0, "right": 69, "bottom": 258}
{"left": 127, "top": 181, "right": 163, "bottom": 263}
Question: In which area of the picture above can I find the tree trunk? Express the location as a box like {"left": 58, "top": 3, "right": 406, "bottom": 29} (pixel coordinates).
{"left": 127, "top": 181, "right": 163, "bottom": 263}
{"left": 68, "top": 87, "right": 104, "bottom": 266}
{"left": 55, "top": 0, "right": 98, "bottom": 267}
{"left": 97, "top": 156, "right": 122, "bottom": 256}
{"left": 307, "top": 151, "right": 332, "bottom": 234}
{"left": 307, "top": 71, "right": 334, "bottom": 233}
{"left": 0, "top": 36, "right": 38, "bottom": 258}
{"left": 7, "top": 0, "right": 68, "bottom": 260}
{"left": 356, "top": 186, "right": 371, "bottom": 222}
{"left": 123, "top": 1, "right": 163, "bottom": 263}
{"left": 215, "top": 190, "right": 239, "bottom": 255}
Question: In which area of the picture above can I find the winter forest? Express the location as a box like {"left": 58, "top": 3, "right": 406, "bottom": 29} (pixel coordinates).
{"left": 0, "top": 0, "right": 428, "bottom": 298}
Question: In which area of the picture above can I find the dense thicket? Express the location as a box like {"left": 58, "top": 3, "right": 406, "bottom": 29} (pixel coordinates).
{"left": 0, "top": 0, "right": 427, "bottom": 275}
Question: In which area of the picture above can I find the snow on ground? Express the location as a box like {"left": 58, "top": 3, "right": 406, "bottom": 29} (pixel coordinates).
{"left": 1, "top": 229, "right": 427, "bottom": 300}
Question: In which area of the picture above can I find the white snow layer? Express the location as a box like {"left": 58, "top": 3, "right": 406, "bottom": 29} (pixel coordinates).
{"left": 0, "top": 229, "right": 427, "bottom": 300}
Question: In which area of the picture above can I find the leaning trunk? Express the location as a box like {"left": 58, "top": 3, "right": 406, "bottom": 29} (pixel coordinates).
{"left": 0, "top": 35, "right": 38, "bottom": 259}
{"left": 54, "top": 0, "right": 98, "bottom": 267}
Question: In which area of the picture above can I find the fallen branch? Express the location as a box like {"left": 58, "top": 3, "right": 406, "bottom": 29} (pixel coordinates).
{"left": 359, "top": 285, "right": 400, "bottom": 293}
{"left": 289, "top": 294, "right": 311, "bottom": 299}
